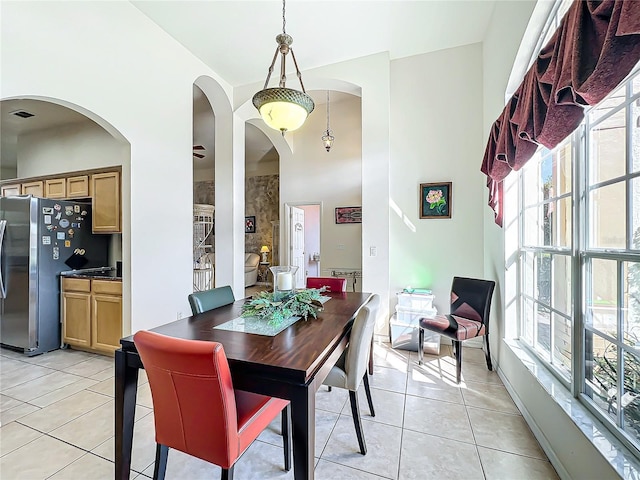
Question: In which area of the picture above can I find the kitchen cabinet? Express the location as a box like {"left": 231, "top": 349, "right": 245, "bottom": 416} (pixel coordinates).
{"left": 62, "top": 277, "right": 122, "bottom": 355}
{"left": 21, "top": 181, "right": 44, "bottom": 197}
{"left": 92, "top": 171, "right": 120, "bottom": 233}
{"left": 66, "top": 175, "right": 90, "bottom": 198}
{"left": 1, "top": 184, "right": 21, "bottom": 197}
{"left": 45, "top": 178, "right": 66, "bottom": 199}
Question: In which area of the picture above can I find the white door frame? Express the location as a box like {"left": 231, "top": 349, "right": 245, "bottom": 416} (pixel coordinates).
{"left": 283, "top": 201, "right": 323, "bottom": 275}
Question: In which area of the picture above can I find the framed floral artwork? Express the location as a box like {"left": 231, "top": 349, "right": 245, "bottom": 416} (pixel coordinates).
{"left": 245, "top": 216, "right": 256, "bottom": 233}
{"left": 420, "top": 182, "right": 451, "bottom": 219}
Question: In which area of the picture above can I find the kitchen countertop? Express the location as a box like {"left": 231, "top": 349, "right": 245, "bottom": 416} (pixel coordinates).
{"left": 60, "top": 267, "right": 122, "bottom": 281}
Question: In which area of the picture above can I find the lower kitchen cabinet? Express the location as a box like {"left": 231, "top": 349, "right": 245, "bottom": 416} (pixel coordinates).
{"left": 62, "top": 277, "right": 122, "bottom": 355}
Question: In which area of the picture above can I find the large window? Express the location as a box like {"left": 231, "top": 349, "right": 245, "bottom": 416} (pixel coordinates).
{"left": 511, "top": 71, "right": 640, "bottom": 453}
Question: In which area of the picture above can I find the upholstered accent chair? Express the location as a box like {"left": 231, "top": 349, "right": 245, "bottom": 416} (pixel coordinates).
{"left": 188, "top": 286, "right": 235, "bottom": 315}
{"left": 418, "top": 277, "right": 496, "bottom": 384}
{"left": 245, "top": 253, "right": 260, "bottom": 287}
{"left": 323, "top": 294, "right": 380, "bottom": 455}
{"left": 134, "top": 331, "right": 291, "bottom": 480}
{"left": 305, "top": 276, "right": 347, "bottom": 292}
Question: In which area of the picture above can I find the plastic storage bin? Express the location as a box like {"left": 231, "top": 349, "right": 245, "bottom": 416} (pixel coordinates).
{"left": 389, "top": 313, "right": 440, "bottom": 355}
{"left": 397, "top": 291, "right": 435, "bottom": 311}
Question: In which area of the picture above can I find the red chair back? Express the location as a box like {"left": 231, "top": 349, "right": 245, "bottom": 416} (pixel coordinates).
{"left": 134, "top": 331, "right": 239, "bottom": 468}
{"left": 306, "top": 276, "right": 347, "bottom": 292}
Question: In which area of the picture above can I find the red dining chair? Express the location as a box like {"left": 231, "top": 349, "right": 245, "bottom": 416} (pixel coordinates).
{"left": 418, "top": 277, "right": 496, "bottom": 384}
{"left": 134, "top": 330, "right": 291, "bottom": 480}
{"left": 306, "top": 276, "right": 347, "bottom": 292}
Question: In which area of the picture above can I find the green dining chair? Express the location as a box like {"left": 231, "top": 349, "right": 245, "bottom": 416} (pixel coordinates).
{"left": 188, "top": 286, "right": 235, "bottom": 315}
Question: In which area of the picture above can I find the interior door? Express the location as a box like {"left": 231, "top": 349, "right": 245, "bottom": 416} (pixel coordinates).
{"left": 289, "top": 206, "right": 305, "bottom": 288}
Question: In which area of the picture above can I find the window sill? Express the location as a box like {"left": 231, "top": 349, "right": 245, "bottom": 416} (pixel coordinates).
{"left": 502, "top": 339, "right": 640, "bottom": 479}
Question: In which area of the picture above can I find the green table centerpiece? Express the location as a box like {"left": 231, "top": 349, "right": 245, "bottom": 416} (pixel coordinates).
{"left": 241, "top": 288, "right": 326, "bottom": 326}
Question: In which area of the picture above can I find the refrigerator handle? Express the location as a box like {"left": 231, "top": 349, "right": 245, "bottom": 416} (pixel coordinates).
{"left": 0, "top": 219, "right": 6, "bottom": 299}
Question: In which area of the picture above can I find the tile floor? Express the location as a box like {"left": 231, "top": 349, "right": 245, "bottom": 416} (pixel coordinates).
{"left": 0, "top": 342, "right": 559, "bottom": 479}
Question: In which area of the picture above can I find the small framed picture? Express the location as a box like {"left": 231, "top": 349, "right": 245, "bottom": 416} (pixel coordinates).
{"left": 335, "top": 206, "right": 362, "bottom": 224}
{"left": 420, "top": 182, "right": 452, "bottom": 219}
{"left": 245, "top": 216, "right": 256, "bottom": 233}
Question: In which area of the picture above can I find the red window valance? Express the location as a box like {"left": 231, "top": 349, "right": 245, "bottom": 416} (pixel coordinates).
{"left": 481, "top": 0, "right": 640, "bottom": 226}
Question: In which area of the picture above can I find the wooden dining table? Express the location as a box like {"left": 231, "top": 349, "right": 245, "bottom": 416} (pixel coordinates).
{"left": 114, "top": 291, "right": 372, "bottom": 480}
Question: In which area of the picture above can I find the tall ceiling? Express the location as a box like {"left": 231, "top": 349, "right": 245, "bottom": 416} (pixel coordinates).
{"left": 132, "top": 0, "right": 497, "bottom": 88}
{"left": 2, "top": 1, "right": 499, "bottom": 175}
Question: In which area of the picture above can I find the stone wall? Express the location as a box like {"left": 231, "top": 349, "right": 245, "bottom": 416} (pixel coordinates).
{"left": 193, "top": 174, "right": 279, "bottom": 258}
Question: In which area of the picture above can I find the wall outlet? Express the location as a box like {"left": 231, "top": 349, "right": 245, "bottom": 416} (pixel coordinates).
{"left": 370, "top": 246, "right": 377, "bottom": 256}
{"left": 337, "top": 244, "right": 345, "bottom": 250}
{"left": 177, "top": 311, "right": 183, "bottom": 320}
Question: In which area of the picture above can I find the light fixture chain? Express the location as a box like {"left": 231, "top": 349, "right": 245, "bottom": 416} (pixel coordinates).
{"left": 282, "top": 0, "right": 286, "bottom": 34}
{"left": 326, "top": 91, "right": 330, "bottom": 129}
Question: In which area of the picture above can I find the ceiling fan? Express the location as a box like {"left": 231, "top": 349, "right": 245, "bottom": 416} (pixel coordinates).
{"left": 193, "top": 145, "right": 205, "bottom": 159}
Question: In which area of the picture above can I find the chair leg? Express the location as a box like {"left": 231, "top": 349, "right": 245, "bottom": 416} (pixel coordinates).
{"left": 327, "top": 386, "right": 332, "bottom": 392}
{"left": 368, "top": 337, "right": 374, "bottom": 375}
{"left": 349, "top": 390, "right": 367, "bottom": 455}
{"left": 453, "top": 340, "right": 462, "bottom": 384}
{"left": 153, "top": 444, "right": 168, "bottom": 480}
{"left": 221, "top": 465, "right": 235, "bottom": 480}
{"left": 417, "top": 328, "right": 424, "bottom": 365}
{"left": 483, "top": 334, "right": 493, "bottom": 371}
{"left": 363, "top": 373, "right": 375, "bottom": 417}
{"left": 281, "top": 405, "right": 292, "bottom": 471}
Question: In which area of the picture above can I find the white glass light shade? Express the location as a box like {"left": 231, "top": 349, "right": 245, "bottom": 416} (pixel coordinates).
{"left": 253, "top": 88, "right": 314, "bottom": 133}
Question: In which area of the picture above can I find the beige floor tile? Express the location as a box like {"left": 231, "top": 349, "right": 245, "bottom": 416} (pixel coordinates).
{"left": 48, "top": 452, "right": 115, "bottom": 480}
{"left": 2, "top": 370, "right": 86, "bottom": 402}
{"left": 459, "top": 360, "right": 502, "bottom": 385}
{"left": 88, "top": 378, "right": 115, "bottom": 396}
{"left": 314, "top": 458, "right": 387, "bottom": 479}
{"left": 18, "top": 389, "right": 111, "bottom": 433}
{"left": 0, "top": 357, "right": 30, "bottom": 374}
{"left": 467, "top": 407, "right": 546, "bottom": 459}
{"left": 141, "top": 447, "right": 220, "bottom": 479}
{"left": 136, "top": 381, "right": 154, "bottom": 408}
{"left": 63, "top": 356, "right": 115, "bottom": 378}
{"left": 0, "top": 394, "right": 24, "bottom": 413}
{"left": 459, "top": 346, "right": 491, "bottom": 366}
{"left": 30, "top": 376, "right": 100, "bottom": 408}
{"left": 0, "top": 434, "right": 85, "bottom": 479}
{"left": 403, "top": 394, "right": 474, "bottom": 444}
{"left": 340, "top": 386, "right": 405, "bottom": 428}
{"left": 233, "top": 439, "right": 295, "bottom": 479}
{"left": 399, "top": 429, "right": 484, "bottom": 479}
{"left": 372, "top": 343, "right": 411, "bottom": 372}
{"left": 0, "top": 362, "right": 54, "bottom": 389}
{"left": 314, "top": 409, "right": 340, "bottom": 458}
{"left": 28, "top": 348, "right": 95, "bottom": 370}
{"left": 0, "top": 401, "right": 41, "bottom": 425}
{"left": 316, "top": 386, "right": 349, "bottom": 414}
{"left": 478, "top": 446, "right": 559, "bottom": 480}
{"left": 462, "top": 380, "right": 519, "bottom": 414}
{"left": 50, "top": 401, "right": 114, "bottom": 451}
{"left": 406, "top": 363, "right": 464, "bottom": 404}
{"left": 90, "top": 366, "right": 115, "bottom": 382}
{"left": 368, "top": 365, "right": 407, "bottom": 394}
{"left": 321, "top": 415, "right": 402, "bottom": 478}
{"left": 0, "top": 422, "right": 42, "bottom": 457}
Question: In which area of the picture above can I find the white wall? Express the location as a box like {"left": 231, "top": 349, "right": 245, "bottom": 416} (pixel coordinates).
{"left": 389, "top": 43, "right": 485, "bottom": 317}
{"left": 282, "top": 94, "right": 363, "bottom": 272}
{"left": 1, "top": 1, "right": 234, "bottom": 333}
{"left": 18, "top": 121, "right": 125, "bottom": 178}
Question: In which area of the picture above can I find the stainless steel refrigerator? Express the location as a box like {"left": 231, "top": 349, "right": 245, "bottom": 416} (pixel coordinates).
{"left": 0, "top": 195, "right": 109, "bottom": 355}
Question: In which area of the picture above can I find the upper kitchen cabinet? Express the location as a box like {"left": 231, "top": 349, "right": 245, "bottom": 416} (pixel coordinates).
{"left": 1, "top": 184, "right": 21, "bottom": 197}
{"left": 67, "top": 175, "right": 90, "bottom": 198}
{"left": 21, "top": 181, "right": 44, "bottom": 197}
{"left": 92, "top": 171, "right": 121, "bottom": 233}
{"left": 45, "top": 178, "right": 66, "bottom": 198}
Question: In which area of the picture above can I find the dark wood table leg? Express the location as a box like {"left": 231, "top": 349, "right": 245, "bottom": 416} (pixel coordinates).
{"left": 115, "top": 349, "right": 139, "bottom": 480}
{"left": 290, "top": 384, "right": 315, "bottom": 480}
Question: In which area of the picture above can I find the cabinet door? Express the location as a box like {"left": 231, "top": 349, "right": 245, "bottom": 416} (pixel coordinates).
{"left": 66, "top": 176, "right": 90, "bottom": 198}
{"left": 92, "top": 172, "right": 120, "bottom": 233}
{"left": 21, "top": 181, "right": 44, "bottom": 197}
{"left": 92, "top": 294, "right": 123, "bottom": 354}
{"left": 1, "top": 184, "right": 21, "bottom": 197}
{"left": 62, "top": 292, "right": 92, "bottom": 347}
{"left": 45, "top": 178, "right": 66, "bottom": 199}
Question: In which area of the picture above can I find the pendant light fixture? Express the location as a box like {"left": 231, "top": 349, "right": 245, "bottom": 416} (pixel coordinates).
{"left": 252, "top": 0, "right": 314, "bottom": 135}
{"left": 321, "top": 91, "right": 334, "bottom": 152}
